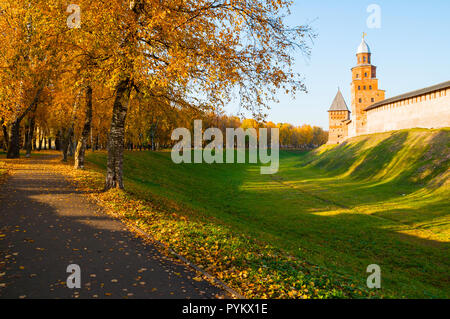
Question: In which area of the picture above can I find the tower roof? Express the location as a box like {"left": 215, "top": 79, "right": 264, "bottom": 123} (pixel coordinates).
{"left": 357, "top": 38, "right": 371, "bottom": 54}
{"left": 328, "top": 89, "right": 350, "bottom": 112}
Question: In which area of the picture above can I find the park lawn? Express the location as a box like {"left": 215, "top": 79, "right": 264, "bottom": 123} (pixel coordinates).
{"left": 82, "top": 128, "right": 449, "bottom": 298}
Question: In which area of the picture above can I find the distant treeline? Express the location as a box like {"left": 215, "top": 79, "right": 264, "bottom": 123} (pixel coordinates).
{"left": 1, "top": 111, "right": 328, "bottom": 153}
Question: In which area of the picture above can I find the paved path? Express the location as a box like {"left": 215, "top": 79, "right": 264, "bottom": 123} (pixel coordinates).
{"left": 0, "top": 155, "right": 224, "bottom": 299}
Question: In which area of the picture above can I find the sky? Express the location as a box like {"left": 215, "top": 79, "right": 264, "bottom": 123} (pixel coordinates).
{"left": 224, "top": 0, "right": 450, "bottom": 129}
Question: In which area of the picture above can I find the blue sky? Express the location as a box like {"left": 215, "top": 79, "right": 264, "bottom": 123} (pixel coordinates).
{"left": 225, "top": 0, "right": 450, "bottom": 128}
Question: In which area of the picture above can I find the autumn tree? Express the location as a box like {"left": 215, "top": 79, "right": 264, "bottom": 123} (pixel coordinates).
{"left": 278, "top": 123, "right": 293, "bottom": 147}
{"left": 0, "top": 1, "right": 66, "bottom": 158}
{"left": 311, "top": 126, "right": 328, "bottom": 147}
{"left": 66, "top": 0, "right": 313, "bottom": 189}
{"left": 125, "top": 88, "right": 202, "bottom": 150}
{"left": 1, "top": 1, "right": 314, "bottom": 187}
{"left": 296, "top": 124, "right": 313, "bottom": 147}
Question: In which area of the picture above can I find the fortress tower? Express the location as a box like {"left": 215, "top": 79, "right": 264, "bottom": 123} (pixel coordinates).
{"left": 327, "top": 89, "right": 350, "bottom": 144}
{"left": 327, "top": 35, "right": 449, "bottom": 144}
{"left": 349, "top": 35, "right": 385, "bottom": 136}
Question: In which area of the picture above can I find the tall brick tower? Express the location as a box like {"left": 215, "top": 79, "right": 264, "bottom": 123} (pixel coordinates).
{"left": 350, "top": 35, "right": 385, "bottom": 136}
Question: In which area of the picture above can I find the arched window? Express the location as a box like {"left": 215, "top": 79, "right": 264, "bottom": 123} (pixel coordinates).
{"left": 358, "top": 86, "right": 361, "bottom": 90}
{"left": 369, "top": 85, "right": 372, "bottom": 90}
{"left": 359, "top": 98, "right": 362, "bottom": 103}
{"left": 363, "top": 56, "right": 366, "bottom": 63}
{"left": 364, "top": 72, "right": 368, "bottom": 77}
{"left": 363, "top": 86, "right": 366, "bottom": 90}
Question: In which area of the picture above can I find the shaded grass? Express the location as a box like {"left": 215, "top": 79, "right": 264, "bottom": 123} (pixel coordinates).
{"left": 79, "top": 128, "right": 450, "bottom": 298}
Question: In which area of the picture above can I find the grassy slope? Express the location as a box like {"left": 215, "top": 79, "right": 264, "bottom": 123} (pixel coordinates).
{"left": 86, "top": 128, "right": 449, "bottom": 298}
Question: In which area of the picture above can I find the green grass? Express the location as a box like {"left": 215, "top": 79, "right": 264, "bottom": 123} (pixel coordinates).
{"left": 86, "top": 128, "right": 450, "bottom": 298}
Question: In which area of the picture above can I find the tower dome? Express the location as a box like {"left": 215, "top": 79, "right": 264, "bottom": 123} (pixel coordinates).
{"left": 357, "top": 38, "right": 371, "bottom": 54}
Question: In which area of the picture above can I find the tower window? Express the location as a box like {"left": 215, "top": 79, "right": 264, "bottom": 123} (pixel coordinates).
{"left": 359, "top": 98, "right": 362, "bottom": 103}
{"left": 356, "top": 74, "right": 359, "bottom": 78}
{"left": 363, "top": 56, "right": 366, "bottom": 63}
{"left": 364, "top": 72, "right": 368, "bottom": 77}
{"left": 363, "top": 86, "right": 366, "bottom": 90}
{"left": 358, "top": 86, "right": 361, "bottom": 90}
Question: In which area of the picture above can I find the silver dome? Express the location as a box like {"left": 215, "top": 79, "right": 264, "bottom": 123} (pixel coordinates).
{"left": 357, "top": 39, "right": 371, "bottom": 54}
